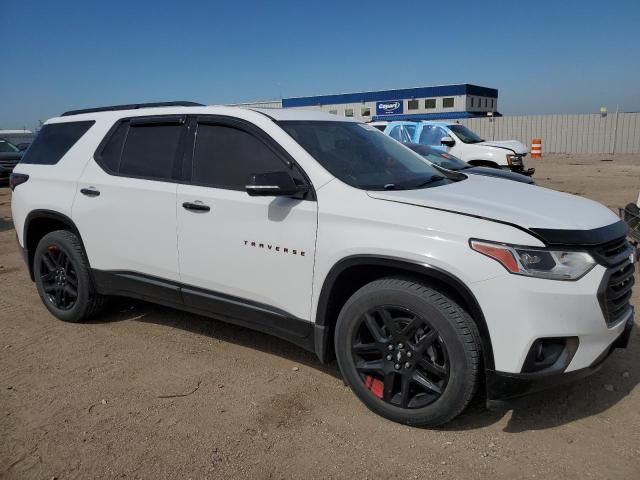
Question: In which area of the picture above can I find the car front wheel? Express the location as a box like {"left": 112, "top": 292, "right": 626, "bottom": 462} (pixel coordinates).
{"left": 335, "top": 277, "right": 481, "bottom": 426}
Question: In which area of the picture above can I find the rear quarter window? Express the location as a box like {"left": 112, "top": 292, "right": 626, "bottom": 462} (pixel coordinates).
{"left": 20, "top": 121, "right": 95, "bottom": 165}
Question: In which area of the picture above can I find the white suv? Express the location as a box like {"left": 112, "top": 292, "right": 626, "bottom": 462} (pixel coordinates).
{"left": 10, "top": 102, "right": 634, "bottom": 426}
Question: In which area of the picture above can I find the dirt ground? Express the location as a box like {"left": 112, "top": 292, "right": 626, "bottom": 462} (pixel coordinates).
{"left": 1, "top": 154, "right": 639, "bottom": 480}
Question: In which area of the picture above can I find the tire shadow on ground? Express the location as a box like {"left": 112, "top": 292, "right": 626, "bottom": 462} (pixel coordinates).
{"left": 440, "top": 326, "right": 639, "bottom": 433}
{"left": 0, "top": 216, "right": 14, "bottom": 233}
{"left": 88, "top": 299, "right": 638, "bottom": 432}
{"left": 87, "top": 298, "right": 343, "bottom": 381}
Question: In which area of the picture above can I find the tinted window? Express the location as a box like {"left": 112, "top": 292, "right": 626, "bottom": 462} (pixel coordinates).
{"left": 100, "top": 122, "right": 129, "bottom": 172}
{"left": 443, "top": 97, "right": 454, "bottom": 108}
{"left": 425, "top": 99, "right": 436, "bottom": 109}
{"left": 21, "top": 121, "right": 94, "bottom": 165}
{"left": 0, "top": 139, "right": 19, "bottom": 153}
{"left": 361, "top": 107, "right": 371, "bottom": 117}
{"left": 407, "top": 99, "right": 419, "bottom": 110}
{"left": 280, "top": 121, "right": 453, "bottom": 191}
{"left": 191, "top": 124, "right": 289, "bottom": 190}
{"left": 119, "top": 123, "right": 183, "bottom": 180}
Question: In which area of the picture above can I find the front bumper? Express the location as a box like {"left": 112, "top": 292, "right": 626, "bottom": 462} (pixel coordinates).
{"left": 503, "top": 164, "right": 535, "bottom": 176}
{"left": 486, "top": 312, "right": 633, "bottom": 407}
{"left": 472, "top": 264, "right": 632, "bottom": 372}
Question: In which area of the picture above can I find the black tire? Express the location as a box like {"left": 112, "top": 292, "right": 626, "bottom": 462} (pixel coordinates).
{"left": 334, "top": 277, "right": 481, "bottom": 427}
{"left": 33, "top": 230, "right": 107, "bottom": 323}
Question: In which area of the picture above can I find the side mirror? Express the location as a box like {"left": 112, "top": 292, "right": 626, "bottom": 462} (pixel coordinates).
{"left": 245, "top": 171, "right": 309, "bottom": 197}
{"left": 17, "top": 143, "right": 29, "bottom": 151}
{"left": 440, "top": 136, "right": 455, "bottom": 147}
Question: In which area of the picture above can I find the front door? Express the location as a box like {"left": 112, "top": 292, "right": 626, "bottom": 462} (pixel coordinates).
{"left": 176, "top": 117, "right": 318, "bottom": 333}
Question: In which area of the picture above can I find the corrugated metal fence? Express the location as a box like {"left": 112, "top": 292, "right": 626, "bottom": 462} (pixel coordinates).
{"left": 442, "top": 112, "right": 640, "bottom": 154}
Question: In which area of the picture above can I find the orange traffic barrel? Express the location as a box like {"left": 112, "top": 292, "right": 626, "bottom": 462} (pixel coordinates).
{"left": 531, "top": 138, "right": 542, "bottom": 158}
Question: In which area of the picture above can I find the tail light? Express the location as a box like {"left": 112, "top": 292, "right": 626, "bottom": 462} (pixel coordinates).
{"left": 9, "top": 173, "right": 29, "bottom": 191}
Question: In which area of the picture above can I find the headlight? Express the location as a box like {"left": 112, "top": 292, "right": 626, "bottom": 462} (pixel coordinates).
{"left": 470, "top": 239, "right": 596, "bottom": 280}
{"left": 506, "top": 154, "right": 522, "bottom": 166}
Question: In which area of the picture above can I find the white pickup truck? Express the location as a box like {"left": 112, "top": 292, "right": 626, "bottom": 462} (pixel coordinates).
{"left": 384, "top": 121, "right": 534, "bottom": 176}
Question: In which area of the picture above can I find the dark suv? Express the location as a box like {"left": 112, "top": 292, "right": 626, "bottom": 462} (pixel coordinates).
{"left": 0, "top": 138, "right": 24, "bottom": 181}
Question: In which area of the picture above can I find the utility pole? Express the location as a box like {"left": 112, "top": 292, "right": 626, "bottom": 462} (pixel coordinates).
{"left": 612, "top": 104, "right": 619, "bottom": 155}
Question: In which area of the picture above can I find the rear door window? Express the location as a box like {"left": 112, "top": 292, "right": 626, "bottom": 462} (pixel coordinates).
{"left": 98, "top": 116, "right": 185, "bottom": 181}
{"left": 21, "top": 121, "right": 94, "bottom": 165}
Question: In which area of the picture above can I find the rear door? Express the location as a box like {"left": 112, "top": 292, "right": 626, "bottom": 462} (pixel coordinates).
{"left": 72, "top": 115, "right": 187, "bottom": 285}
{"left": 176, "top": 116, "right": 318, "bottom": 328}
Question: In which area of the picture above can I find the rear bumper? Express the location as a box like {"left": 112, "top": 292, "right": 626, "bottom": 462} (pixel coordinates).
{"left": 486, "top": 312, "right": 633, "bottom": 407}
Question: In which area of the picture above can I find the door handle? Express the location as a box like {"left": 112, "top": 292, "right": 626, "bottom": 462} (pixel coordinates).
{"left": 80, "top": 187, "right": 100, "bottom": 197}
{"left": 182, "top": 201, "right": 210, "bottom": 212}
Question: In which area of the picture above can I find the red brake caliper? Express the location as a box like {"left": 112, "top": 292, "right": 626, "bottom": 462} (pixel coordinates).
{"left": 364, "top": 375, "right": 384, "bottom": 399}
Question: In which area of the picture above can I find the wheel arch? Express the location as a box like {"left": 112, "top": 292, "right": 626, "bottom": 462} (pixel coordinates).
{"left": 467, "top": 159, "right": 500, "bottom": 169}
{"left": 314, "top": 255, "right": 495, "bottom": 370}
{"left": 23, "top": 210, "right": 86, "bottom": 281}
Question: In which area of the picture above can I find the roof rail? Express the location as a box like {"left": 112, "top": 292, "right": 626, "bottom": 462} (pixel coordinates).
{"left": 61, "top": 101, "right": 204, "bottom": 117}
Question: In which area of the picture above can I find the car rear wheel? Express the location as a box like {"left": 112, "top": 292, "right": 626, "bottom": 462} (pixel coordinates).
{"left": 335, "top": 277, "right": 481, "bottom": 426}
{"left": 34, "top": 230, "right": 106, "bottom": 323}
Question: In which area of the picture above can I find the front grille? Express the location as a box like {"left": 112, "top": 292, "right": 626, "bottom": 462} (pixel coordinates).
{"left": 600, "top": 261, "right": 635, "bottom": 325}
{"left": 592, "top": 236, "right": 633, "bottom": 267}
{"left": 593, "top": 236, "right": 635, "bottom": 326}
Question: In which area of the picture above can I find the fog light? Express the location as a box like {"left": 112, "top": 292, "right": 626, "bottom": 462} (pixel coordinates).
{"left": 521, "top": 337, "right": 579, "bottom": 373}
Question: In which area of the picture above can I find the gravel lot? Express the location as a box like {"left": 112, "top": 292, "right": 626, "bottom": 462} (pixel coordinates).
{"left": 1, "top": 154, "right": 639, "bottom": 479}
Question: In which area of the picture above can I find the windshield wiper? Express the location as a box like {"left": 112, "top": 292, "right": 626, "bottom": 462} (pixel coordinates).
{"left": 407, "top": 175, "right": 446, "bottom": 189}
{"left": 366, "top": 175, "right": 447, "bottom": 191}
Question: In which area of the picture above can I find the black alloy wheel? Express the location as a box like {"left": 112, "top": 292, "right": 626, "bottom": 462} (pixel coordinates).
{"left": 39, "top": 244, "right": 79, "bottom": 310}
{"left": 352, "top": 305, "right": 450, "bottom": 409}
{"left": 335, "top": 277, "right": 480, "bottom": 426}
{"left": 34, "top": 230, "right": 107, "bottom": 323}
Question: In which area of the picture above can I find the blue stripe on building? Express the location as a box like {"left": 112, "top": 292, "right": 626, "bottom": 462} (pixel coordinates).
{"left": 282, "top": 84, "right": 498, "bottom": 108}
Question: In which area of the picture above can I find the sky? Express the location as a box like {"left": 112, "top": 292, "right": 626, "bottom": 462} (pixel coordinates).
{"left": 1, "top": 0, "right": 639, "bottom": 130}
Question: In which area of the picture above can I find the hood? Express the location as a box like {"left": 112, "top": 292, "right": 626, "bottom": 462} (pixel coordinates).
{"left": 367, "top": 175, "right": 621, "bottom": 242}
{"left": 478, "top": 140, "right": 528, "bottom": 155}
{"left": 465, "top": 166, "right": 534, "bottom": 184}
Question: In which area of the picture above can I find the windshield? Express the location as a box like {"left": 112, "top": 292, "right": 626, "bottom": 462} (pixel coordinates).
{"left": 0, "top": 139, "right": 19, "bottom": 153}
{"left": 448, "top": 124, "right": 484, "bottom": 144}
{"left": 280, "top": 121, "right": 457, "bottom": 190}
{"left": 406, "top": 144, "right": 469, "bottom": 171}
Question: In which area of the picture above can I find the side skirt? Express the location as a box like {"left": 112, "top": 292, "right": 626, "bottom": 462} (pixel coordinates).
{"left": 92, "top": 270, "right": 315, "bottom": 354}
